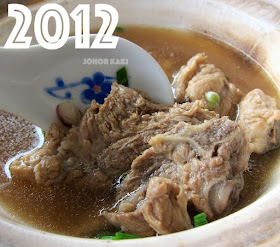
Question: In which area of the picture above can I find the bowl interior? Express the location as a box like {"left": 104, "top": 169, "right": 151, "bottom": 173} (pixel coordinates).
{"left": 0, "top": 0, "right": 280, "bottom": 246}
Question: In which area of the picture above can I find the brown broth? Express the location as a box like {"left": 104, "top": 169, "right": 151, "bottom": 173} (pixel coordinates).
{"left": 0, "top": 26, "right": 279, "bottom": 237}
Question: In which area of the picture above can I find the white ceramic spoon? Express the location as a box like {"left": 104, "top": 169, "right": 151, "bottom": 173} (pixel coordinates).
{"left": 0, "top": 34, "right": 174, "bottom": 130}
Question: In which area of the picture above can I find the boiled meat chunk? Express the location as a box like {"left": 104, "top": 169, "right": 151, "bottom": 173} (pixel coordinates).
{"left": 10, "top": 83, "right": 168, "bottom": 187}
{"left": 142, "top": 177, "right": 192, "bottom": 234}
{"left": 104, "top": 210, "right": 155, "bottom": 237}
{"left": 105, "top": 117, "right": 250, "bottom": 236}
{"left": 105, "top": 177, "right": 192, "bottom": 237}
{"left": 172, "top": 53, "right": 242, "bottom": 117}
{"left": 10, "top": 84, "right": 217, "bottom": 190}
{"left": 238, "top": 89, "right": 280, "bottom": 153}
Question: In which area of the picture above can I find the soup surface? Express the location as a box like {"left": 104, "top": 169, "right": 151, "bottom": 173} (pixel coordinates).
{"left": 0, "top": 26, "right": 279, "bottom": 237}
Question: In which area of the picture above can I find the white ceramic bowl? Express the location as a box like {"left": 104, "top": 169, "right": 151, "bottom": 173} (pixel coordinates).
{"left": 0, "top": 0, "right": 280, "bottom": 246}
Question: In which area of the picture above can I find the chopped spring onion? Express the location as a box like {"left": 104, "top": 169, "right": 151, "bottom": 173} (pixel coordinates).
{"left": 115, "top": 232, "right": 141, "bottom": 240}
{"left": 100, "top": 236, "right": 115, "bottom": 240}
{"left": 193, "top": 212, "right": 208, "bottom": 227}
{"left": 117, "top": 67, "right": 129, "bottom": 87}
{"left": 41, "top": 129, "right": 46, "bottom": 137}
{"left": 96, "top": 231, "right": 115, "bottom": 239}
{"left": 205, "top": 91, "right": 220, "bottom": 110}
{"left": 98, "top": 232, "right": 140, "bottom": 240}
{"left": 225, "top": 75, "right": 229, "bottom": 81}
{"left": 115, "top": 26, "right": 124, "bottom": 33}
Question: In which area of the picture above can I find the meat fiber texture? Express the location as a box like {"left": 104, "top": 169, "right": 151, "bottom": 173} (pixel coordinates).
{"left": 238, "top": 89, "right": 280, "bottom": 154}
{"left": 10, "top": 83, "right": 216, "bottom": 189}
{"left": 172, "top": 53, "right": 243, "bottom": 117}
{"left": 105, "top": 117, "right": 250, "bottom": 236}
{"left": 9, "top": 53, "right": 280, "bottom": 237}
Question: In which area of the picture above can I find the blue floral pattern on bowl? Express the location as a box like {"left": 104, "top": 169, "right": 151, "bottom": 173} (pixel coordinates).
{"left": 45, "top": 72, "right": 116, "bottom": 105}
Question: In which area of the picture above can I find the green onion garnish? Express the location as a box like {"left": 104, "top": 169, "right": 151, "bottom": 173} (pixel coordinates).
{"left": 100, "top": 236, "right": 116, "bottom": 240}
{"left": 225, "top": 75, "right": 229, "bottom": 81}
{"left": 115, "top": 232, "right": 141, "bottom": 240}
{"left": 115, "top": 26, "right": 124, "bottom": 33}
{"left": 96, "top": 231, "right": 116, "bottom": 239}
{"left": 98, "top": 232, "right": 140, "bottom": 240}
{"left": 193, "top": 212, "right": 208, "bottom": 227}
{"left": 205, "top": 91, "right": 220, "bottom": 110}
{"left": 117, "top": 67, "right": 129, "bottom": 87}
{"left": 41, "top": 129, "right": 46, "bottom": 137}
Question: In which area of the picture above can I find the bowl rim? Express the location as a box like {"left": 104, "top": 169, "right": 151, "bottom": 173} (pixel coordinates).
{"left": 0, "top": 0, "right": 280, "bottom": 246}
